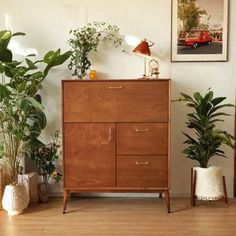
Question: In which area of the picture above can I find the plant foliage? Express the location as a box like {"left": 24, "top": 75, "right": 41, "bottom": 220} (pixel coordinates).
{"left": 68, "top": 21, "right": 122, "bottom": 78}
{"left": 0, "top": 30, "right": 72, "bottom": 183}
{"left": 178, "top": 0, "right": 208, "bottom": 31}
{"left": 176, "top": 90, "right": 235, "bottom": 168}
{"left": 27, "top": 131, "right": 62, "bottom": 182}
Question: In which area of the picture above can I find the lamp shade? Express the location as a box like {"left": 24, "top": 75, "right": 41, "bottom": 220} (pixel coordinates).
{"left": 132, "top": 39, "right": 151, "bottom": 57}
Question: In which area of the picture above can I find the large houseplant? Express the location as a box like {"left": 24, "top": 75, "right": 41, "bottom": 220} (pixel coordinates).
{"left": 68, "top": 21, "right": 122, "bottom": 78}
{"left": 177, "top": 90, "right": 235, "bottom": 201}
{"left": 0, "top": 30, "right": 71, "bottom": 215}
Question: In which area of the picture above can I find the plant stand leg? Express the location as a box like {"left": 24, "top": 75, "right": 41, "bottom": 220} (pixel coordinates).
{"left": 222, "top": 176, "right": 228, "bottom": 205}
{"left": 191, "top": 169, "right": 197, "bottom": 206}
{"left": 63, "top": 190, "right": 70, "bottom": 214}
{"left": 164, "top": 190, "right": 171, "bottom": 213}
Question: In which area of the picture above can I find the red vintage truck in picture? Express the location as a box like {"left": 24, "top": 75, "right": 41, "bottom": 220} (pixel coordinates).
{"left": 178, "top": 30, "right": 213, "bottom": 49}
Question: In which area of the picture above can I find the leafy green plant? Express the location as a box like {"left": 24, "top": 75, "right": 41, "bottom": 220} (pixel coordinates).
{"left": 28, "top": 131, "right": 62, "bottom": 182}
{"left": 0, "top": 30, "right": 72, "bottom": 183}
{"left": 68, "top": 21, "right": 122, "bottom": 78}
{"left": 176, "top": 90, "right": 235, "bottom": 168}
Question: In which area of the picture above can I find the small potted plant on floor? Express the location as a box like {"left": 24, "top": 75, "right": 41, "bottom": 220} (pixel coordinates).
{"left": 0, "top": 30, "right": 71, "bottom": 215}
{"left": 26, "top": 131, "right": 62, "bottom": 202}
{"left": 176, "top": 90, "right": 235, "bottom": 203}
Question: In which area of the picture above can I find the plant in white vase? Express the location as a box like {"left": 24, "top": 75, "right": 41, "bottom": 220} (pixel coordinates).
{"left": 176, "top": 90, "right": 235, "bottom": 202}
{"left": 0, "top": 30, "right": 71, "bottom": 215}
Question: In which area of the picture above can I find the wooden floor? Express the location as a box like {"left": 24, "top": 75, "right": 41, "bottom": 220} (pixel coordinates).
{"left": 0, "top": 197, "right": 236, "bottom": 236}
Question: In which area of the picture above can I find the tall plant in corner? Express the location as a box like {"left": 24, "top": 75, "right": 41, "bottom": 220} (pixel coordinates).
{"left": 177, "top": 90, "right": 235, "bottom": 168}
{"left": 0, "top": 30, "right": 72, "bottom": 183}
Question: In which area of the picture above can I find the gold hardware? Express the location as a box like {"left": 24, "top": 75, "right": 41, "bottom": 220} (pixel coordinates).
{"left": 135, "top": 161, "right": 150, "bottom": 165}
{"left": 108, "top": 86, "right": 123, "bottom": 89}
{"left": 108, "top": 128, "right": 113, "bottom": 142}
{"left": 135, "top": 128, "right": 150, "bottom": 132}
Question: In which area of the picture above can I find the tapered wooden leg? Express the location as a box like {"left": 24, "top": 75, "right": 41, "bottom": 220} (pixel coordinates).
{"left": 191, "top": 169, "right": 197, "bottom": 206}
{"left": 63, "top": 190, "right": 70, "bottom": 214}
{"left": 191, "top": 168, "right": 193, "bottom": 206}
{"left": 222, "top": 176, "right": 228, "bottom": 205}
{"left": 164, "top": 190, "right": 171, "bottom": 213}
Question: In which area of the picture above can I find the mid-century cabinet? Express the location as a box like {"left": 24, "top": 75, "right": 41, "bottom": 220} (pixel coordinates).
{"left": 62, "top": 79, "right": 171, "bottom": 213}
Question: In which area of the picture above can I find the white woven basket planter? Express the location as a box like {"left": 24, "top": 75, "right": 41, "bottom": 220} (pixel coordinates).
{"left": 193, "top": 166, "right": 224, "bottom": 201}
{"left": 2, "top": 183, "right": 29, "bottom": 216}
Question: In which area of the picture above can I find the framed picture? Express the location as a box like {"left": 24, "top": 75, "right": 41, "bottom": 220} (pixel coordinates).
{"left": 171, "top": 0, "right": 229, "bottom": 62}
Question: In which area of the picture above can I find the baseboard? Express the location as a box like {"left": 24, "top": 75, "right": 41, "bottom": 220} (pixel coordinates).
{"left": 49, "top": 191, "right": 191, "bottom": 198}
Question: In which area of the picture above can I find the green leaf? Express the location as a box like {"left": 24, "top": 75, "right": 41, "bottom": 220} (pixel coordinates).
{"left": 193, "top": 92, "right": 202, "bottom": 103}
{"left": 0, "top": 48, "right": 12, "bottom": 62}
{"left": 25, "top": 58, "right": 38, "bottom": 70}
{"left": 12, "top": 32, "right": 26, "bottom": 37}
{"left": 43, "top": 50, "right": 55, "bottom": 64}
{"left": 0, "top": 30, "right": 11, "bottom": 48}
{"left": 211, "top": 97, "right": 226, "bottom": 106}
{"left": 26, "top": 54, "right": 36, "bottom": 57}
{"left": 0, "top": 84, "right": 11, "bottom": 101}
{"left": 25, "top": 97, "right": 44, "bottom": 110}
{"left": 43, "top": 50, "right": 72, "bottom": 77}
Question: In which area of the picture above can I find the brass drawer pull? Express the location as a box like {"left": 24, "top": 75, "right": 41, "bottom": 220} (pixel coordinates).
{"left": 135, "top": 128, "right": 150, "bottom": 132}
{"left": 108, "top": 127, "right": 113, "bottom": 142}
{"left": 108, "top": 86, "right": 123, "bottom": 89}
{"left": 135, "top": 161, "right": 150, "bottom": 165}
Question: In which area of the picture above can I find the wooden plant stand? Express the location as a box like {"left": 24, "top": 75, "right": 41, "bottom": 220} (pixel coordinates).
{"left": 191, "top": 168, "right": 228, "bottom": 206}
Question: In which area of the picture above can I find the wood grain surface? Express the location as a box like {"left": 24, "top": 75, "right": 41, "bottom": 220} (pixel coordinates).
{"left": 1, "top": 197, "right": 236, "bottom": 236}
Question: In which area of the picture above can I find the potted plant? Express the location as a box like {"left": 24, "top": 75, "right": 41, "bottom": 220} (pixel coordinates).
{"left": 0, "top": 30, "right": 71, "bottom": 215}
{"left": 68, "top": 21, "right": 122, "bottom": 79}
{"left": 27, "top": 131, "right": 62, "bottom": 202}
{"left": 176, "top": 90, "right": 235, "bottom": 203}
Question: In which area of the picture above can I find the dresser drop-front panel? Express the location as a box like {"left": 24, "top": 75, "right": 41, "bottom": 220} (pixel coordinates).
{"left": 63, "top": 81, "right": 169, "bottom": 122}
{"left": 62, "top": 79, "right": 170, "bottom": 193}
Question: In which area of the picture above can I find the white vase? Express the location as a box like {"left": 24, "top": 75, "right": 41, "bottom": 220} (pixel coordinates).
{"left": 193, "top": 166, "right": 224, "bottom": 201}
{"left": 2, "top": 183, "right": 29, "bottom": 216}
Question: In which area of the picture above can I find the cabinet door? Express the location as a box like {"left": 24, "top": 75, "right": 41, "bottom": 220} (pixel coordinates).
{"left": 63, "top": 123, "right": 115, "bottom": 188}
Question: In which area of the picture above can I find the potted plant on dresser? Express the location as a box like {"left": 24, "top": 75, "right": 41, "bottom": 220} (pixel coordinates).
{"left": 0, "top": 30, "right": 71, "bottom": 215}
{"left": 68, "top": 21, "right": 122, "bottom": 79}
{"left": 177, "top": 90, "right": 235, "bottom": 205}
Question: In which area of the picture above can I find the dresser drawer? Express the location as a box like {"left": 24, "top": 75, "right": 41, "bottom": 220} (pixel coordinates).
{"left": 63, "top": 80, "right": 169, "bottom": 122}
{"left": 117, "top": 155, "right": 168, "bottom": 187}
{"left": 117, "top": 123, "right": 168, "bottom": 155}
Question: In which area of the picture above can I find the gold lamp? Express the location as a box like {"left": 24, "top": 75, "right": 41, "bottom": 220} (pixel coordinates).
{"left": 132, "top": 39, "right": 154, "bottom": 78}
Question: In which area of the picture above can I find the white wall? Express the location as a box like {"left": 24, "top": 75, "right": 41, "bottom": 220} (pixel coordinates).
{"left": 0, "top": 0, "right": 235, "bottom": 197}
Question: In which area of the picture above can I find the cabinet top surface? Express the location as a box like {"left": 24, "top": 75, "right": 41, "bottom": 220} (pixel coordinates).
{"left": 62, "top": 78, "right": 171, "bottom": 82}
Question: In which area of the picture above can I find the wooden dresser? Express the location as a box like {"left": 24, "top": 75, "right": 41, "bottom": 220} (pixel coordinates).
{"left": 62, "top": 79, "right": 171, "bottom": 213}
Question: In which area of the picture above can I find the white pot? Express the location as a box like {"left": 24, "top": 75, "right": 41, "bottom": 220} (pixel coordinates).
{"left": 193, "top": 166, "right": 224, "bottom": 201}
{"left": 2, "top": 183, "right": 29, "bottom": 216}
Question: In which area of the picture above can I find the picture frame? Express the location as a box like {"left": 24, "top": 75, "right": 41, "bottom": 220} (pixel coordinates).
{"left": 171, "top": 0, "right": 229, "bottom": 62}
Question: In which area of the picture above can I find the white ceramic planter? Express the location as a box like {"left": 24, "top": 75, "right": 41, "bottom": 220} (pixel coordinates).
{"left": 193, "top": 166, "right": 224, "bottom": 201}
{"left": 2, "top": 183, "right": 29, "bottom": 216}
